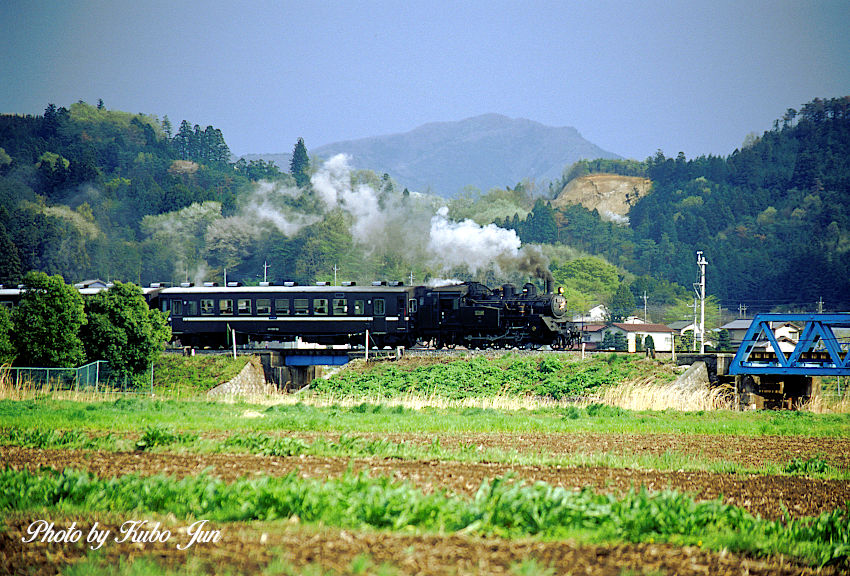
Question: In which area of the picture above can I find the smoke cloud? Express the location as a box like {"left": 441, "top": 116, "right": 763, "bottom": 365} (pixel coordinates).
{"left": 427, "top": 206, "right": 552, "bottom": 280}
{"left": 142, "top": 153, "right": 552, "bottom": 284}
{"left": 240, "top": 180, "right": 321, "bottom": 236}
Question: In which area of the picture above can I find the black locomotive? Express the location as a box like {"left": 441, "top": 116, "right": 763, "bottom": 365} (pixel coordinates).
{"left": 414, "top": 281, "right": 580, "bottom": 350}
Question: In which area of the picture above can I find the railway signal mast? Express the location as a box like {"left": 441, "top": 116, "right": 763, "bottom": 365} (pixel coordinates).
{"left": 695, "top": 251, "right": 708, "bottom": 353}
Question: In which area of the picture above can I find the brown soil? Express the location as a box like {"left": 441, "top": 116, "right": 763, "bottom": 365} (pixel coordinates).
{"left": 3, "top": 444, "right": 848, "bottom": 521}
{"left": 282, "top": 431, "right": 850, "bottom": 470}
{"left": 1, "top": 513, "right": 840, "bottom": 576}
{"left": 4, "top": 432, "right": 848, "bottom": 576}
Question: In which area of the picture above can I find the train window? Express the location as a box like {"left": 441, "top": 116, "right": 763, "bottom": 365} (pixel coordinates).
{"left": 219, "top": 299, "right": 234, "bottom": 315}
{"left": 374, "top": 298, "right": 385, "bottom": 316}
{"left": 354, "top": 300, "right": 364, "bottom": 315}
{"left": 238, "top": 299, "right": 252, "bottom": 315}
{"left": 275, "top": 299, "right": 289, "bottom": 315}
{"left": 294, "top": 299, "right": 309, "bottom": 315}
{"left": 409, "top": 298, "right": 417, "bottom": 314}
{"left": 185, "top": 301, "right": 198, "bottom": 316}
{"left": 171, "top": 300, "right": 183, "bottom": 316}
{"left": 313, "top": 299, "right": 328, "bottom": 315}
{"left": 333, "top": 298, "right": 347, "bottom": 315}
{"left": 201, "top": 299, "right": 214, "bottom": 315}
{"left": 257, "top": 299, "right": 271, "bottom": 315}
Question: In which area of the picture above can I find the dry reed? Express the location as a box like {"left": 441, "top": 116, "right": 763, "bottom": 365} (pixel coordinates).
{"left": 600, "top": 377, "right": 735, "bottom": 411}
{"left": 801, "top": 393, "right": 850, "bottom": 414}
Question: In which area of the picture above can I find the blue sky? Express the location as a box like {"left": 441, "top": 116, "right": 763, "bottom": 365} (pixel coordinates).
{"left": 2, "top": 0, "right": 848, "bottom": 160}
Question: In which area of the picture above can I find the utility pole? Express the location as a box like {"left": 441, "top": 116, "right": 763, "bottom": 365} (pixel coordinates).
{"left": 692, "top": 297, "right": 698, "bottom": 352}
{"left": 263, "top": 261, "right": 270, "bottom": 283}
{"left": 696, "top": 251, "right": 708, "bottom": 353}
{"left": 409, "top": 271, "right": 415, "bottom": 285}
{"left": 643, "top": 291, "right": 648, "bottom": 323}
{"left": 333, "top": 264, "right": 339, "bottom": 286}
{"left": 818, "top": 297, "right": 824, "bottom": 314}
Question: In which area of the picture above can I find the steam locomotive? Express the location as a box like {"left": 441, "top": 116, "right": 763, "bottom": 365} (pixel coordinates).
{"left": 152, "top": 279, "right": 581, "bottom": 350}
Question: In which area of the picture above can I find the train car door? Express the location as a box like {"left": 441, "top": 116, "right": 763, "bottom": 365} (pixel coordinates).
{"left": 372, "top": 297, "right": 386, "bottom": 332}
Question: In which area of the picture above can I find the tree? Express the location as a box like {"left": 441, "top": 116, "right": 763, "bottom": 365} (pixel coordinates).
{"left": 11, "top": 271, "right": 86, "bottom": 367}
{"left": 608, "top": 282, "right": 636, "bottom": 322}
{"left": 601, "top": 330, "right": 614, "bottom": 350}
{"left": 612, "top": 331, "right": 628, "bottom": 351}
{"left": 0, "top": 222, "right": 22, "bottom": 285}
{"left": 716, "top": 329, "right": 731, "bottom": 351}
{"left": 161, "top": 115, "right": 173, "bottom": 139}
{"left": 290, "top": 137, "right": 310, "bottom": 188}
{"left": 0, "top": 305, "right": 14, "bottom": 364}
{"left": 81, "top": 282, "right": 171, "bottom": 379}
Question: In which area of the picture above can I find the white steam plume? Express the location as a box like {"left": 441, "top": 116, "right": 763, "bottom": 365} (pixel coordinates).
{"left": 311, "top": 154, "right": 385, "bottom": 245}
{"left": 241, "top": 180, "right": 320, "bottom": 236}
{"left": 427, "top": 207, "right": 521, "bottom": 274}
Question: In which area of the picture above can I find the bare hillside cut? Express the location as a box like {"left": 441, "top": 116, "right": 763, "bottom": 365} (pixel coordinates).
{"left": 553, "top": 174, "right": 652, "bottom": 219}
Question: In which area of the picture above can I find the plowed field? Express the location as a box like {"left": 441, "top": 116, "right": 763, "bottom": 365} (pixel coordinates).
{"left": 3, "top": 430, "right": 848, "bottom": 575}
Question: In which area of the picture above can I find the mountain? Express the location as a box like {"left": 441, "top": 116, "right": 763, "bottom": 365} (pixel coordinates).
{"left": 307, "top": 114, "right": 619, "bottom": 197}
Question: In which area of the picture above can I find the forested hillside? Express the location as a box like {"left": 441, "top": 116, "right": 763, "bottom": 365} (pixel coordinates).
{"left": 1, "top": 97, "right": 848, "bottom": 316}
{"left": 500, "top": 97, "right": 850, "bottom": 312}
{"left": 0, "top": 101, "right": 284, "bottom": 284}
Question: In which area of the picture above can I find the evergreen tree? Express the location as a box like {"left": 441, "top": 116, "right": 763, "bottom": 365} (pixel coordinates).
{"left": 290, "top": 137, "right": 310, "bottom": 188}
{"left": 161, "top": 115, "right": 173, "bottom": 139}
{"left": 609, "top": 282, "right": 636, "bottom": 322}
{"left": 0, "top": 222, "right": 22, "bottom": 285}
{"left": 613, "top": 331, "right": 627, "bottom": 351}
{"left": 717, "top": 329, "right": 732, "bottom": 351}
{"left": 0, "top": 305, "right": 13, "bottom": 364}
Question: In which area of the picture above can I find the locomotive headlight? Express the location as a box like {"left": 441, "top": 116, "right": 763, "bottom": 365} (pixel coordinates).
{"left": 551, "top": 295, "right": 567, "bottom": 317}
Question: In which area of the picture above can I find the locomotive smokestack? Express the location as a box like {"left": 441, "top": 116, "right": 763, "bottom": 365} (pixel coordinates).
{"left": 545, "top": 277, "right": 553, "bottom": 295}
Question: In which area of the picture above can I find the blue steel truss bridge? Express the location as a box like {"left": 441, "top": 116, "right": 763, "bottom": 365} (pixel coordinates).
{"left": 727, "top": 314, "right": 850, "bottom": 408}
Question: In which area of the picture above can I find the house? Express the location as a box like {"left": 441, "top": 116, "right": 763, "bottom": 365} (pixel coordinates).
{"left": 73, "top": 279, "right": 111, "bottom": 289}
{"left": 610, "top": 323, "right": 675, "bottom": 353}
{"left": 720, "top": 319, "right": 754, "bottom": 347}
{"left": 73, "top": 279, "right": 114, "bottom": 296}
{"left": 580, "top": 322, "right": 674, "bottom": 353}
{"left": 720, "top": 319, "right": 802, "bottom": 352}
{"left": 578, "top": 324, "right": 608, "bottom": 350}
{"left": 572, "top": 304, "right": 608, "bottom": 324}
{"left": 668, "top": 320, "right": 697, "bottom": 338}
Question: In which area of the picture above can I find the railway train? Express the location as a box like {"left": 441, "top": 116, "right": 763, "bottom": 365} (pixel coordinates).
{"left": 1, "top": 278, "right": 583, "bottom": 351}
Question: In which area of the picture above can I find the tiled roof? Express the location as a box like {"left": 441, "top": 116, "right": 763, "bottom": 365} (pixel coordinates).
{"left": 612, "top": 323, "right": 674, "bottom": 333}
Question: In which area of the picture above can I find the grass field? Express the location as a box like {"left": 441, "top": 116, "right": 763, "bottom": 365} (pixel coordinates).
{"left": 2, "top": 353, "right": 849, "bottom": 575}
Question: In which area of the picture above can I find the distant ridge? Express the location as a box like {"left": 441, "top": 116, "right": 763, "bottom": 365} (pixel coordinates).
{"left": 247, "top": 114, "right": 619, "bottom": 197}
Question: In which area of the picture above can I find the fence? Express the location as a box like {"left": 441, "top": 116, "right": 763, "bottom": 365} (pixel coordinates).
{"left": 1, "top": 361, "right": 154, "bottom": 394}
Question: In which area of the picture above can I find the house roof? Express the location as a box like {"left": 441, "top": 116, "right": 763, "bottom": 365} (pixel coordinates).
{"left": 74, "top": 279, "right": 111, "bottom": 289}
{"left": 612, "top": 323, "right": 673, "bottom": 333}
{"left": 721, "top": 319, "right": 803, "bottom": 331}
{"left": 721, "top": 319, "right": 753, "bottom": 330}
{"left": 668, "top": 320, "right": 694, "bottom": 330}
